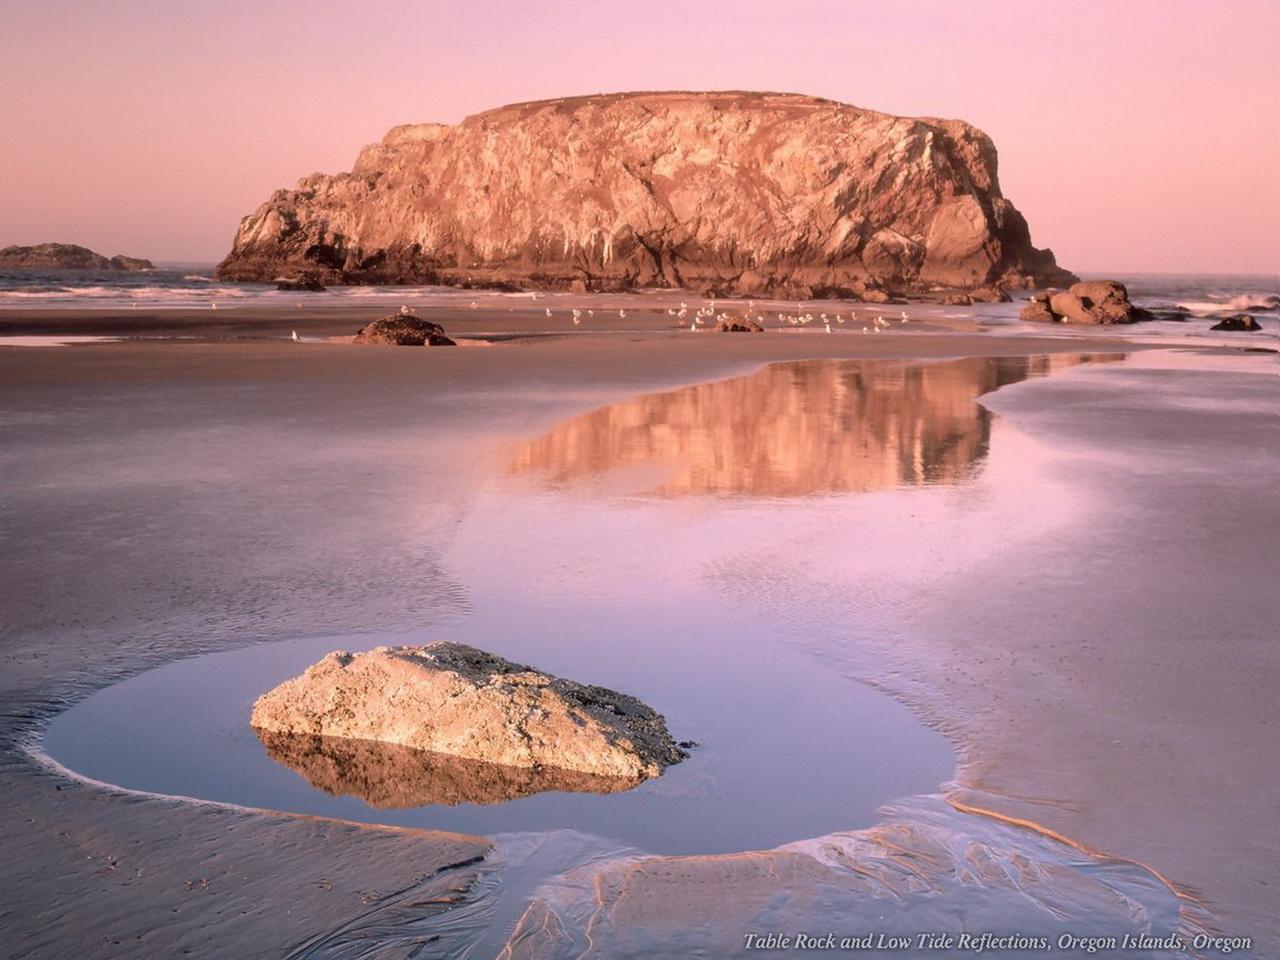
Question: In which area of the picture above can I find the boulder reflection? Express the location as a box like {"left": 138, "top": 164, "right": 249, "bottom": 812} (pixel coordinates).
{"left": 255, "top": 729, "right": 642, "bottom": 807}
{"left": 510, "top": 355, "right": 1120, "bottom": 497}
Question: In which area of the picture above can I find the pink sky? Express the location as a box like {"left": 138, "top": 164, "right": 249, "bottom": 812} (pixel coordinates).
{"left": 2, "top": 0, "right": 1277, "bottom": 273}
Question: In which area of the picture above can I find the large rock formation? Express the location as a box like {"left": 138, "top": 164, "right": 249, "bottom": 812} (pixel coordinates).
{"left": 251, "top": 643, "right": 687, "bottom": 780}
{"left": 0, "top": 243, "right": 153, "bottom": 271}
{"left": 217, "top": 91, "right": 1075, "bottom": 298}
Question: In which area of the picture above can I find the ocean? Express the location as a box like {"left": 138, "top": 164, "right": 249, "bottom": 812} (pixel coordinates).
{"left": 0, "top": 266, "right": 1275, "bottom": 318}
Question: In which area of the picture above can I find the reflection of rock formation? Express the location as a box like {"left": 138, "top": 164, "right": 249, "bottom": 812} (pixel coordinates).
{"left": 511, "top": 355, "right": 1118, "bottom": 497}
{"left": 257, "top": 730, "right": 641, "bottom": 807}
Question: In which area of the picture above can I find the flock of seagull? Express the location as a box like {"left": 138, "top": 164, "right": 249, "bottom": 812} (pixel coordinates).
{"left": 509, "top": 297, "right": 913, "bottom": 334}
{"left": 287, "top": 297, "right": 912, "bottom": 342}
{"left": 656, "top": 299, "right": 910, "bottom": 333}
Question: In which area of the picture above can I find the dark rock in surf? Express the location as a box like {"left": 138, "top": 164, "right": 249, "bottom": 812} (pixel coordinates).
{"left": 276, "top": 275, "right": 327, "bottom": 292}
{"left": 1210, "top": 314, "right": 1262, "bottom": 332}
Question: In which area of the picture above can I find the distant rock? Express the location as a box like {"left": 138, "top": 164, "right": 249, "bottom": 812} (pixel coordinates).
{"left": 216, "top": 91, "right": 1075, "bottom": 297}
{"left": 1210, "top": 314, "right": 1262, "bottom": 332}
{"left": 1020, "top": 280, "right": 1152, "bottom": 325}
{"left": 353, "top": 311, "right": 455, "bottom": 346}
{"left": 250, "top": 643, "right": 688, "bottom": 780}
{"left": 940, "top": 286, "right": 1006, "bottom": 306}
{"left": 107, "top": 255, "right": 154, "bottom": 271}
{"left": 0, "top": 243, "right": 153, "bottom": 271}
{"left": 715, "top": 316, "right": 765, "bottom": 332}
{"left": 275, "top": 275, "right": 327, "bottom": 292}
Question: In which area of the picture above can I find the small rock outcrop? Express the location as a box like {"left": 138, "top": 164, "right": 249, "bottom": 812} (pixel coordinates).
{"left": 1020, "top": 280, "right": 1153, "bottom": 325}
{"left": 250, "top": 643, "right": 688, "bottom": 780}
{"left": 353, "top": 311, "right": 456, "bottom": 346}
{"left": 715, "top": 317, "right": 765, "bottom": 332}
{"left": 0, "top": 243, "right": 153, "bottom": 271}
{"left": 1210, "top": 314, "right": 1262, "bottom": 332}
{"left": 217, "top": 91, "right": 1075, "bottom": 297}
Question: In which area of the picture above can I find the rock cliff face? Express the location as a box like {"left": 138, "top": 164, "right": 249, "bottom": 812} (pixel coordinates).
{"left": 217, "top": 91, "right": 1074, "bottom": 297}
{"left": 0, "top": 243, "right": 153, "bottom": 271}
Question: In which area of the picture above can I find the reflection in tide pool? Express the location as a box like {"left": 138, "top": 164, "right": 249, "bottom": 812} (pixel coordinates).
{"left": 255, "top": 730, "right": 641, "bottom": 807}
{"left": 510, "top": 355, "right": 1120, "bottom": 496}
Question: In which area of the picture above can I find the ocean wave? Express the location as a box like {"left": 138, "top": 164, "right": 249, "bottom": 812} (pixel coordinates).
{"left": 1175, "top": 294, "right": 1280, "bottom": 315}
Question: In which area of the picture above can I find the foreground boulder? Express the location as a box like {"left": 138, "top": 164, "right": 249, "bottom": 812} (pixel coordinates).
{"left": 1020, "top": 280, "right": 1152, "bottom": 325}
{"left": 0, "top": 242, "right": 153, "bottom": 271}
{"left": 216, "top": 91, "right": 1075, "bottom": 297}
{"left": 1210, "top": 314, "right": 1262, "bottom": 332}
{"left": 251, "top": 643, "right": 687, "bottom": 780}
{"left": 353, "top": 311, "right": 455, "bottom": 345}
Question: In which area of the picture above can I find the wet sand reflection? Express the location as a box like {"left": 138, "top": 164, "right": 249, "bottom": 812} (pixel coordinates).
{"left": 510, "top": 355, "right": 1120, "bottom": 497}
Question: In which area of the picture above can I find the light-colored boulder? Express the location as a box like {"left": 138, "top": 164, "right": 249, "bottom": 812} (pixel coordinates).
{"left": 251, "top": 643, "right": 687, "bottom": 780}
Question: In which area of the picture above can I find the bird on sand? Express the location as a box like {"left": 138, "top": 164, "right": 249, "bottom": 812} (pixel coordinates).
{"left": 291, "top": 330, "right": 300, "bottom": 342}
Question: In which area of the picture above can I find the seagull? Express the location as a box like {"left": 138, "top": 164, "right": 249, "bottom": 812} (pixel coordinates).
{"left": 470, "top": 301, "right": 478, "bottom": 310}
{"left": 210, "top": 302, "right": 219, "bottom": 310}
{"left": 291, "top": 330, "right": 300, "bottom": 342}
{"left": 545, "top": 307, "right": 553, "bottom": 318}
{"left": 825, "top": 320, "right": 832, "bottom": 333}
{"left": 690, "top": 320, "right": 698, "bottom": 332}
{"left": 400, "top": 304, "right": 412, "bottom": 315}
{"left": 618, "top": 308, "right": 627, "bottom": 318}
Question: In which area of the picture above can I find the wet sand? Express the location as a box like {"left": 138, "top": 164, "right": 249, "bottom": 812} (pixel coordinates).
{"left": 1, "top": 306, "right": 1276, "bottom": 957}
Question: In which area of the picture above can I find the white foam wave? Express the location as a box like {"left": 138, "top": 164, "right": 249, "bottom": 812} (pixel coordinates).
{"left": 1176, "top": 294, "right": 1279, "bottom": 315}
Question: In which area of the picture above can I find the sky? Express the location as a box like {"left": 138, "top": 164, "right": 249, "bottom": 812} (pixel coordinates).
{"left": 1, "top": 0, "right": 1277, "bottom": 273}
